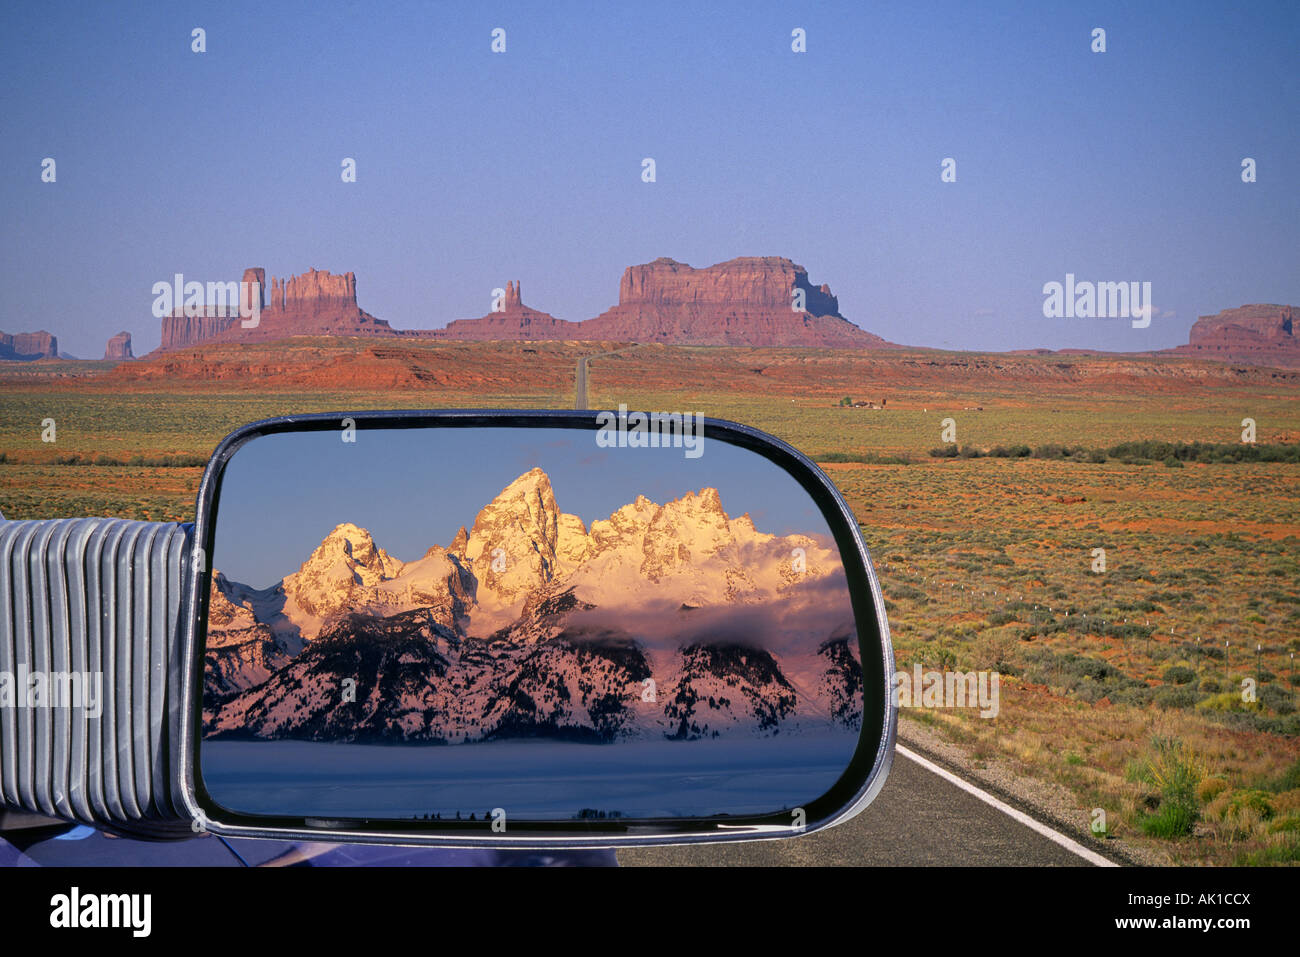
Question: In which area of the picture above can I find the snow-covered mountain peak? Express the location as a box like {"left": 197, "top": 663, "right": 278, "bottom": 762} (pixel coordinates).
{"left": 314, "top": 522, "right": 402, "bottom": 579}
{"left": 280, "top": 521, "right": 404, "bottom": 621}
{"left": 463, "top": 469, "right": 560, "bottom": 562}
{"left": 459, "top": 469, "right": 565, "bottom": 623}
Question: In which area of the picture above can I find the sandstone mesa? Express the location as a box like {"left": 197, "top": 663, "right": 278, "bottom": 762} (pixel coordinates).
{"left": 5, "top": 261, "right": 1297, "bottom": 366}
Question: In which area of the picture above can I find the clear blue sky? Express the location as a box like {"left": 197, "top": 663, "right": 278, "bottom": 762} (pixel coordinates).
{"left": 213, "top": 426, "right": 831, "bottom": 588}
{"left": 3, "top": 0, "right": 1297, "bottom": 357}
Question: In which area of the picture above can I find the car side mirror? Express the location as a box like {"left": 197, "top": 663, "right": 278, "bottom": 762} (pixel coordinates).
{"left": 1, "top": 410, "right": 895, "bottom": 848}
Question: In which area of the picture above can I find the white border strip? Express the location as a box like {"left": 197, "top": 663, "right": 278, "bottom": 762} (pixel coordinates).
{"left": 897, "top": 744, "right": 1118, "bottom": 867}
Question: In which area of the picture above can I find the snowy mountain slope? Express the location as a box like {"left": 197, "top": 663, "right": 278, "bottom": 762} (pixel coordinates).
{"left": 206, "top": 469, "right": 866, "bottom": 743}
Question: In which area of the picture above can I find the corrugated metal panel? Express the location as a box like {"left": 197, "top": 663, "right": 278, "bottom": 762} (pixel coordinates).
{"left": 0, "top": 518, "right": 192, "bottom": 837}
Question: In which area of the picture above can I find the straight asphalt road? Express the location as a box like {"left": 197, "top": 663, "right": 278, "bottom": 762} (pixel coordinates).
{"left": 618, "top": 747, "right": 1111, "bottom": 866}
{"left": 575, "top": 346, "right": 645, "bottom": 409}
{"left": 574, "top": 356, "right": 589, "bottom": 409}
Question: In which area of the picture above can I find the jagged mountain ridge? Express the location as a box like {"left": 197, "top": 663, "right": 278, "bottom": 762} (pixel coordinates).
{"left": 204, "top": 469, "right": 863, "bottom": 743}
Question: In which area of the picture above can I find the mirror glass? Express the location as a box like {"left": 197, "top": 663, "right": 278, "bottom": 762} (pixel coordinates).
{"left": 200, "top": 421, "right": 870, "bottom": 826}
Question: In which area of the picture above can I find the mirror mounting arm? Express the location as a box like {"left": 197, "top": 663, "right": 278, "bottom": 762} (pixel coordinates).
{"left": 0, "top": 517, "right": 194, "bottom": 839}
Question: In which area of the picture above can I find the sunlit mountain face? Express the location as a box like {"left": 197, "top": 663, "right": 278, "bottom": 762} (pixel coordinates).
{"left": 203, "top": 468, "right": 863, "bottom": 744}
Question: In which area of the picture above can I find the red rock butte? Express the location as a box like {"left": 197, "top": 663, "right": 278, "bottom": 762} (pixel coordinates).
{"left": 0, "top": 330, "right": 58, "bottom": 360}
{"left": 138, "top": 261, "right": 1300, "bottom": 365}
{"left": 435, "top": 279, "right": 577, "bottom": 341}
{"left": 152, "top": 256, "right": 896, "bottom": 352}
{"left": 583, "top": 256, "right": 886, "bottom": 347}
{"left": 434, "top": 257, "right": 890, "bottom": 348}
{"left": 104, "top": 331, "right": 134, "bottom": 360}
{"left": 1167, "top": 304, "right": 1299, "bottom": 366}
{"left": 158, "top": 267, "right": 393, "bottom": 351}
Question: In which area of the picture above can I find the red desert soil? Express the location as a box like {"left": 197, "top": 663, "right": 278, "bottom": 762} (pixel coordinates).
{"left": 45, "top": 338, "right": 1300, "bottom": 399}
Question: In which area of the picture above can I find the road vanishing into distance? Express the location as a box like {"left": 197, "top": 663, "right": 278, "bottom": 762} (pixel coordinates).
{"left": 575, "top": 347, "right": 645, "bottom": 410}
{"left": 618, "top": 746, "right": 1116, "bottom": 867}
{"left": 574, "top": 355, "right": 590, "bottom": 409}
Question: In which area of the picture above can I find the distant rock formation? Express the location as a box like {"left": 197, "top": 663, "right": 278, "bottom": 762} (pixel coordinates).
{"left": 618, "top": 257, "right": 840, "bottom": 315}
{"left": 577, "top": 257, "right": 883, "bottom": 347}
{"left": 272, "top": 267, "right": 355, "bottom": 310}
{"left": 435, "top": 257, "right": 891, "bottom": 348}
{"left": 243, "top": 267, "right": 266, "bottom": 296}
{"left": 104, "top": 331, "right": 134, "bottom": 360}
{"left": 158, "top": 267, "right": 395, "bottom": 351}
{"left": 150, "top": 258, "right": 891, "bottom": 351}
{"left": 1190, "top": 304, "right": 1294, "bottom": 342}
{"left": 0, "top": 330, "right": 58, "bottom": 361}
{"left": 436, "top": 279, "right": 580, "bottom": 341}
{"left": 159, "top": 313, "right": 234, "bottom": 351}
{"left": 1170, "top": 304, "right": 1299, "bottom": 366}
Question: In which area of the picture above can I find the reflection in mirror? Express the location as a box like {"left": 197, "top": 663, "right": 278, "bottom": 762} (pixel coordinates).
{"left": 202, "top": 424, "right": 866, "bottom": 825}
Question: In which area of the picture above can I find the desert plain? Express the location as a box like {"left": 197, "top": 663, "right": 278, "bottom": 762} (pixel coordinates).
{"left": 1, "top": 338, "right": 1297, "bottom": 864}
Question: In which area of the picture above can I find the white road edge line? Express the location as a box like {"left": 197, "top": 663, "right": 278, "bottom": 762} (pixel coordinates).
{"left": 897, "top": 744, "right": 1118, "bottom": 867}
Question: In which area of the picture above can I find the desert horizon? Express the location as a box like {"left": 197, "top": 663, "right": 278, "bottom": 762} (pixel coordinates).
{"left": 3, "top": 256, "right": 1296, "bottom": 367}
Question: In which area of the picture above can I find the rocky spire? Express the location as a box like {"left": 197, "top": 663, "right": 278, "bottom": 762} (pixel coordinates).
{"left": 241, "top": 268, "right": 266, "bottom": 308}
{"left": 462, "top": 468, "right": 562, "bottom": 610}
{"left": 449, "top": 525, "right": 469, "bottom": 560}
